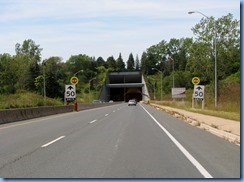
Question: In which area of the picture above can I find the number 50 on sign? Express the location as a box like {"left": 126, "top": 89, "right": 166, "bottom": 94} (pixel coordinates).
{"left": 193, "top": 85, "right": 205, "bottom": 100}
{"left": 65, "top": 85, "right": 76, "bottom": 101}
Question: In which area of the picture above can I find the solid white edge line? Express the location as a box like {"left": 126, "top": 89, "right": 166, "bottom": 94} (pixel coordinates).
{"left": 140, "top": 104, "right": 213, "bottom": 178}
{"left": 41, "top": 136, "right": 65, "bottom": 148}
{"left": 89, "top": 120, "right": 97, "bottom": 124}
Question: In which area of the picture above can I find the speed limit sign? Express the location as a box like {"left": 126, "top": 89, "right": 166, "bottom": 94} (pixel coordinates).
{"left": 193, "top": 85, "right": 205, "bottom": 100}
{"left": 65, "top": 85, "right": 76, "bottom": 101}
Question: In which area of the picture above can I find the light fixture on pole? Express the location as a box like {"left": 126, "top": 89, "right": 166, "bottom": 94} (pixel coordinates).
{"left": 74, "top": 69, "right": 83, "bottom": 76}
{"left": 188, "top": 11, "right": 217, "bottom": 107}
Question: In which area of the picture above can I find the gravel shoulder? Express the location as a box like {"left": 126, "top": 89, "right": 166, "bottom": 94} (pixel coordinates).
{"left": 149, "top": 103, "right": 240, "bottom": 145}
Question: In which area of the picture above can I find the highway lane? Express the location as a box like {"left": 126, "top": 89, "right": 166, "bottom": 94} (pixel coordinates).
{"left": 0, "top": 103, "right": 240, "bottom": 178}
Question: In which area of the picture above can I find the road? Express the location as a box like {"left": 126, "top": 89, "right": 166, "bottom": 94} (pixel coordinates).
{"left": 0, "top": 103, "right": 240, "bottom": 178}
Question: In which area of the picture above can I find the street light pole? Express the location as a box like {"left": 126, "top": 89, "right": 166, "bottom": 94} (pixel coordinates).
{"left": 42, "top": 62, "right": 46, "bottom": 105}
{"left": 188, "top": 11, "right": 217, "bottom": 107}
{"left": 74, "top": 69, "right": 83, "bottom": 76}
{"left": 167, "top": 56, "right": 174, "bottom": 88}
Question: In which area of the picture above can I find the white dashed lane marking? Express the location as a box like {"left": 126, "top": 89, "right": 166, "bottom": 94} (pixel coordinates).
{"left": 89, "top": 120, "right": 97, "bottom": 124}
{"left": 41, "top": 136, "right": 65, "bottom": 148}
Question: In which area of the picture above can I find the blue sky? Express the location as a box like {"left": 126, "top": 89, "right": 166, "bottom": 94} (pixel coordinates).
{"left": 0, "top": 0, "right": 240, "bottom": 62}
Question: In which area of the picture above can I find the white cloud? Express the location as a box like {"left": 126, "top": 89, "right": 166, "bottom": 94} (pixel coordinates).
{"left": 0, "top": 0, "right": 240, "bottom": 61}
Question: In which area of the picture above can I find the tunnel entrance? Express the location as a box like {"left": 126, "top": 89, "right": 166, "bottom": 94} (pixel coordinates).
{"left": 125, "top": 87, "right": 142, "bottom": 102}
{"left": 100, "top": 72, "right": 145, "bottom": 102}
{"left": 110, "top": 87, "right": 142, "bottom": 102}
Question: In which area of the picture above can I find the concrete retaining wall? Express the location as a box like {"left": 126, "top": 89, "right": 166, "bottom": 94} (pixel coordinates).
{"left": 0, "top": 102, "right": 121, "bottom": 125}
{"left": 0, "top": 105, "right": 73, "bottom": 124}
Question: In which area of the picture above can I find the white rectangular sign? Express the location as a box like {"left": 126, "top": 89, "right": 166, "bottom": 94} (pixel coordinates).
{"left": 193, "top": 85, "right": 205, "bottom": 100}
{"left": 172, "top": 88, "right": 186, "bottom": 99}
{"left": 65, "top": 85, "right": 76, "bottom": 100}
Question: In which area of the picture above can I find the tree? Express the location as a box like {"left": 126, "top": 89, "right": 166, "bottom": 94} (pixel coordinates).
{"left": 146, "top": 52, "right": 157, "bottom": 75}
{"left": 187, "top": 42, "right": 213, "bottom": 84}
{"left": 106, "top": 56, "right": 116, "bottom": 71}
{"left": 145, "top": 40, "right": 171, "bottom": 76}
{"left": 15, "top": 39, "right": 42, "bottom": 62}
{"left": 15, "top": 39, "right": 42, "bottom": 91}
{"left": 43, "top": 57, "right": 63, "bottom": 98}
{"left": 0, "top": 54, "right": 18, "bottom": 93}
{"left": 26, "top": 60, "right": 40, "bottom": 91}
{"left": 135, "top": 54, "right": 140, "bottom": 71}
{"left": 127, "top": 53, "right": 135, "bottom": 71}
{"left": 190, "top": 13, "right": 240, "bottom": 81}
{"left": 66, "top": 54, "right": 94, "bottom": 84}
{"left": 147, "top": 40, "right": 168, "bottom": 58}
{"left": 167, "top": 38, "right": 185, "bottom": 71}
{"left": 96, "top": 57, "right": 106, "bottom": 67}
{"left": 116, "top": 53, "right": 125, "bottom": 71}
{"left": 216, "top": 14, "right": 240, "bottom": 78}
{"left": 34, "top": 75, "right": 44, "bottom": 95}
{"left": 140, "top": 51, "right": 148, "bottom": 75}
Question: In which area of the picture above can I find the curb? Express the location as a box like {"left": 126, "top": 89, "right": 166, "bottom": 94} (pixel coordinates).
{"left": 149, "top": 103, "right": 240, "bottom": 145}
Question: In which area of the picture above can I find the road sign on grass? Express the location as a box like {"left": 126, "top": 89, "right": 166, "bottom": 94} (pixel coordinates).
{"left": 65, "top": 85, "right": 76, "bottom": 101}
{"left": 193, "top": 85, "right": 205, "bottom": 100}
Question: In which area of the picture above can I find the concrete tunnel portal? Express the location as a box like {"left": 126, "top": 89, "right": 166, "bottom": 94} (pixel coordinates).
{"left": 99, "top": 72, "right": 149, "bottom": 102}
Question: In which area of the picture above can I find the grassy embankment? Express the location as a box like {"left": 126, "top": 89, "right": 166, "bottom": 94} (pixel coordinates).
{"left": 151, "top": 83, "right": 240, "bottom": 121}
{"left": 0, "top": 90, "right": 63, "bottom": 109}
{"left": 149, "top": 72, "right": 240, "bottom": 121}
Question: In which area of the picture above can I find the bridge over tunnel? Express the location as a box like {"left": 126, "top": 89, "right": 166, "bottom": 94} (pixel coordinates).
{"left": 99, "top": 72, "right": 149, "bottom": 102}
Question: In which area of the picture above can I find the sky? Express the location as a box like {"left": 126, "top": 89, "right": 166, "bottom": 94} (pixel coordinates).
{"left": 0, "top": 0, "right": 240, "bottom": 62}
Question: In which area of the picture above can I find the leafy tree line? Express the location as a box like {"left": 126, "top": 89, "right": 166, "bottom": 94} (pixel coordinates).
{"left": 142, "top": 13, "right": 240, "bottom": 95}
{"left": 0, "top": 13, "right": 240, "bottom": 100}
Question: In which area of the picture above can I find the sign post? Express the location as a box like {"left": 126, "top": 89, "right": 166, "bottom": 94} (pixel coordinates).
{"left": 193, "top": 85, "right": 205, "bottom": 110}
{"left": 65, "top": 85, "right": 76, "bottom": 102}
{"left": 191, "top": 77, "right": 205, "bottom": 110}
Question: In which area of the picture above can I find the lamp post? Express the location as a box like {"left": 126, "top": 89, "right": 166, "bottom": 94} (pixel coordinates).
{"left": 152, "top": 68, "right": 163, "bottom": 100}
{"left": 188, "top": 11, "right": 217, "bottom": 107}
{"left": 167, "top": 56, "right": 175, "bottom": 88}
{"left": 42, "top": 61, "right": 46, "bottom": 105}
{"left": 74, "top": 69, "right": 83, "bottom": 76}
{"left": 89, "top": 77, "right": 96, "bottom": 103}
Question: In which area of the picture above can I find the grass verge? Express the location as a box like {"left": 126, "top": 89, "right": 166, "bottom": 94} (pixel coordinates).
{"left": 152, "top": 100, "right": 240, "bottom": 121}
{"left": 0, "top": 90, "right": 63, "bottom": 109}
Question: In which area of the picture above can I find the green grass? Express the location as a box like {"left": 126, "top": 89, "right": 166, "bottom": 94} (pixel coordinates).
{"left": 152, "top": 100, "right": 240, "bottom": 121}
{"left": 150, "top": 79, "right": 240, "bottom": 121}
{"left": 0, "top": 90, "right": 63, "bottom": 109}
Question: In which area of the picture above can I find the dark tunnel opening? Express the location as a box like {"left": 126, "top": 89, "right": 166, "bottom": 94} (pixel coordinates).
{"left": 110, "top": 87, "right": 142, "bottom": 102}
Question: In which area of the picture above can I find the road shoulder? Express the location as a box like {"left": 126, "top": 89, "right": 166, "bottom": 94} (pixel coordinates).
{"left": 148, "top": 103, "right": 240, "bottom": 145}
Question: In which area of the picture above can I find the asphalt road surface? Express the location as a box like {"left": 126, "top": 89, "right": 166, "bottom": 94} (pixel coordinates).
{"left": 0, "top": 103, "right": 240, "bottom": 178}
